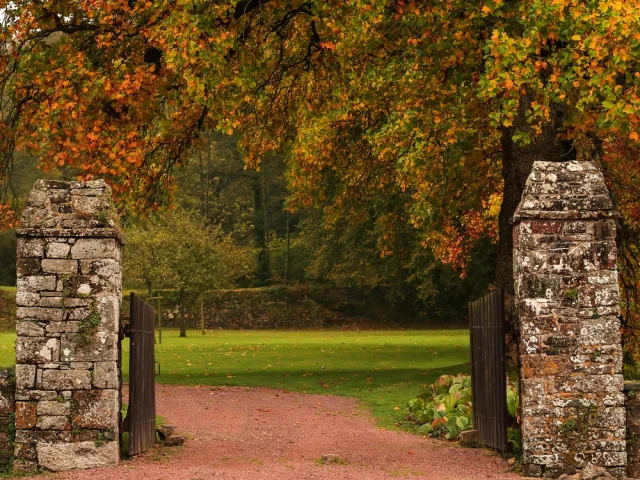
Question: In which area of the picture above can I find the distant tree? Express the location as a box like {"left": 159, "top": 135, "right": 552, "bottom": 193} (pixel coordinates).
{"left": 124, "top": 209, "right": 254, "bottom": 336}
{"left": 122, "top": 217, "right": 173, "bottom": 298}
{"left": 175, "top": 134, "right": 289, "bottom": 286}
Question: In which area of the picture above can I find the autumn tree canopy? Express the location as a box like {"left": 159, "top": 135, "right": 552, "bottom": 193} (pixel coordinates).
{"left": 1, "top": 0, "right": 640, "bottom": 300}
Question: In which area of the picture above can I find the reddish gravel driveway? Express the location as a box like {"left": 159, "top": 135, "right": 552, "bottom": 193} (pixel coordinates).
{"left": 43, "top": 384, "right": 519, "bottom": 480}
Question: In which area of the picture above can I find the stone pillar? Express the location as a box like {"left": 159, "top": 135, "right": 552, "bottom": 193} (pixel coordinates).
{"left": 14, "top": 180, "right": 122, "bottom": 473}
{"left": 513, "top": 161, "right": 625, "bottom": 479}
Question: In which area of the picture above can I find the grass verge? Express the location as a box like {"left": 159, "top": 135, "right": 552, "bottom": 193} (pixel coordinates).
{"left": 0, "top": 328, "right": 470, "bottom": 430}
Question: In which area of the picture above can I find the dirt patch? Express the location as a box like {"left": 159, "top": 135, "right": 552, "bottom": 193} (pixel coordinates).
{"left": 41, "top": 384, "right": 519, "bottom": 479}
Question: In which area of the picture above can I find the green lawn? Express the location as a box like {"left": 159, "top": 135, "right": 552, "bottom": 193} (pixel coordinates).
{"left": 0, "top": 328, "right": 471, "bottom": 429}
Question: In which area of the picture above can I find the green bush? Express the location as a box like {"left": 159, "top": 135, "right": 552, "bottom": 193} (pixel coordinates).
{"left": 407, "top": 374, "right": 520, "bottom": 447}
{"left": 624, "top": 362, "right": 640, "bottom": 381}
{"left": 407, "top": 374, "right": 473, "bottom": 440}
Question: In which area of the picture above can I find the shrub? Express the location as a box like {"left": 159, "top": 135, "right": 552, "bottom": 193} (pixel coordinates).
{"left": 407, "top": 374, "right": 521, "bottom": 448}
{"left": 407, "top": 374, "right": 473, "bottom": 441}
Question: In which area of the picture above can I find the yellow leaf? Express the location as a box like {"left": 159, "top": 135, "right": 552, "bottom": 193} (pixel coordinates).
{"left": 572, "top": 34, "right": 581, "bottom": 41}
{"left": 630, "top": 131, "right": 639, "bottom": 141}
{"left": 481, "top": 5, "right": 492, "bottom": 13}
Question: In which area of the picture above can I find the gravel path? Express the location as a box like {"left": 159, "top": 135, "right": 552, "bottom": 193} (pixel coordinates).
{"left": 42, "top": 384, "right": 519, "bottom": 480}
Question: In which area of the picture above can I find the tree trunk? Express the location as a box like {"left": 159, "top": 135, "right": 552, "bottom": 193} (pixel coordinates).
{"left": 179, "top": 288, "right": 187, "bottom": 337}
{"left": 284, "top": 210, "right": 290, "bottom": 285}
{"left": 497, "top": 100, "right": 575, "bottom": 367}
{"left": 253, "top": 174, "right": 270, "bottom": 285}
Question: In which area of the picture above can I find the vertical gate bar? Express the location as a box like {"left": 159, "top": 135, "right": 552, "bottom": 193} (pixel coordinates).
{"left": 469, "top": 301, "right": 475, "bottom": 430}
{"left": 468, "top": 290, "right": 507, "bottom": 451}
{"left": 495, "top": 291, "right": 500, "bottom": 450}
{"left": 481, "top": 296, "right": 485, "bottom": 446}
{"left": 492, "top": 292, "right": 497, "bottom": 449}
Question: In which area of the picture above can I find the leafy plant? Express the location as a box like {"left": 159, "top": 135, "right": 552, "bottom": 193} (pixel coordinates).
{"left": 95, "top": 209, "right": 110, "bottom": 226}
{"left": 79, "top": 302, "right": 101, "bottom": 337}
{"left": 407, "top": 374, "right": 520, "bottom": 445}
{"left": 407, "top": 374, "right": 473, "bottom": 441}
{"left": 559, "top": 419, "right": 578, "bottom": 437}
{"left": 563, "top": 288, "right": 579, "bottom": 302}
{"left": 507, "top": 427, "right": 521, "bottom": 454}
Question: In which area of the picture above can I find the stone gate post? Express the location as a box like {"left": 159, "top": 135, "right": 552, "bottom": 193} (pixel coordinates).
{"left": 513, "top": 161, "right": 625, "bottom": 478}
{"left": 14, "top": 180, "right": 122, "bottom": 472}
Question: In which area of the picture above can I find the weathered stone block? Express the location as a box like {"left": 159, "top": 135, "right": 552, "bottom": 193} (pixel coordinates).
{"left": 70, "top": 238, "right": 117, "bottom": 260}
{"left": 459, "top": 429, "right": 479, "bottom": 448}
{"left": 38, "top": 400, "right": 70, "bottom": 416}
{"left": 41, "top": 259, "right": 78, "bottom": 274}
{"left": 16, "top": 337, "right": 59, "bottom": 364}
{"left": 45, "top": 322, "right": 81, "bottom": 335}
{"left": 41, "top": 369, "right": 91, "bottom": 390}
{"left": 17, "top": 275, "right": 56, "bottom": 292}
{"left": 97, "top": 296, "right": 119, "bottom": 333}
{"left": 15, "top": 429, "right": 72, "bottom": 444}
{"left": 14, "top": 390, "right": 59, "bottom": 402}
{"left": 38, "top": 296, "right": 90, "bottom": 308}
{"left": 522, "top": 354, "right": 572, "bottom": 378}
{"left": 70, "top": 362, "right": 92, "bottom": 370}
{"left": 578, "top": 318, "right": 621, "bottom": 346}
{"left": 16, "top": 321, "right": 45, "bottom": 337}
{"left": 36, "top": 415, "right": 70, "bottom": 431}
{"left": 15, "top": 402, "right": 36, "bottom": 429}
{"left": 72, "top": 389, "right": 118, "bottom": 429}
{"left": 93, "top": 362, "right": 118, "bottom": 389}
{"left": 16, "top": 258, "right": 41, "bottom": 277}
{"left": 15, "top": 291, "right": 39, "bottom": 307}
{"left": 17, "top": 238, "right": 44, "bottom": 258}
{"left": 14, "top": 443, "right": 37, "bottom": 462}
{"left": 15, "top": 364, "right": 36, "bottom": 391}
{"left": 37, "top": 440, "right": 118, "bottom": 471}
{"left": 523, "top": 274, "right": 562, "bottom": 299}
{"left": 45, "top": 242, "right": 71, "bottom": 258}
{"left": 16, "top": 307, "right": 63, "bottom": 322}
{"left": 61, "top": 333, "right": 117, "bottom": 362}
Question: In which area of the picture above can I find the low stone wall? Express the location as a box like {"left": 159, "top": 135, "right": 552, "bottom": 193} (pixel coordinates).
{"left": 626, "top": 381, "right": 640, "bottom": 479}
{"left": 124, "top": 288, "right": 344, "bottom": 330}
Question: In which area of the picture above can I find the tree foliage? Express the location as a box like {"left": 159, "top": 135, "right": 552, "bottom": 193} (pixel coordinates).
{"left": 2, "top": 1, "right": 640, "bottom": 338}
{"left": 123, "top": 208, "right": 255, "bottom": 332}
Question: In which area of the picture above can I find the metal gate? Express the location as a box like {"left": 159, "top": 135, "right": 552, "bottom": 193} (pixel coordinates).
{"left": 469, "top": 289, "right": 507, "bottom": 451}
{"left": 125, "top": 293, "right": 156, "bottom": 456}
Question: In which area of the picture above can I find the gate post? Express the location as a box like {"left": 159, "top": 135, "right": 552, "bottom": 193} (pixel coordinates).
{"left": 14, "top": 180, "right": 122, "bottom": 472}
{"left": 513, "top": 161, "right": 625, "bottom": 478}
